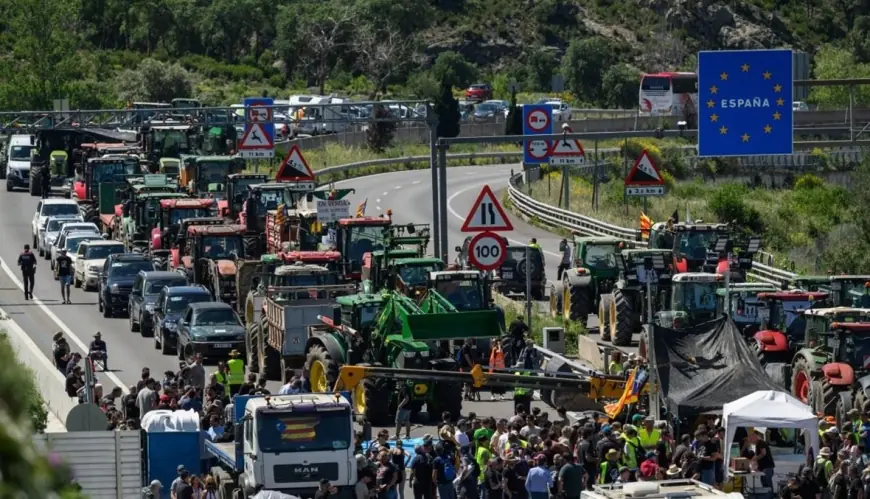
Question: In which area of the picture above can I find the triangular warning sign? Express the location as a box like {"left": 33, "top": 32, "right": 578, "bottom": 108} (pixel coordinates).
{"left": 461, "top": 185, "right": 513, "bottom": 232}
{"left": 276, "top": 144, "right": 315, "bottom": 182}
{"left": 548, "top": 136, "right": 585, "bottom": 157}
{"left": 240, "top": 123, "right": 274, "bottom": 149}
{"left": 625, "top": 150, "right": 664, "bottom": 186}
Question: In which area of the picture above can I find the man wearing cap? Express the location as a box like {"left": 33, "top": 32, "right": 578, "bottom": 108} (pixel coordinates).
{"left": 141, "top": 479, "right": 163, "bottom": 499}
{"left": 226, "top": 350, "right": 245, "bottom": 396}
{"left": 599, "top": 449, "right": 621, "bottom": 484}
{"left": 638, "top": 415, "right": 660, "bottom": 452}
{"left": 170, "top": 465, "right": 187, "bottom": 499}
{"left": 314, "top": 478, "right": 338, "bottom": 499}
{"left": 615, "top": 466, "right": 631, "bottom": 484}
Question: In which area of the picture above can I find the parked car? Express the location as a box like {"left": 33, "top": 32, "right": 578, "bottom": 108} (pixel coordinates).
{"left": 97, "top": 253, "right": 155, "bottom": 318}
{"left": 73, "top": 239, "right": 125, "bottom": 290}
{"left": 793, "top": 101, "right": 809, "bottom": 112}
{"left": 31, "top": 198, "right": 80, "bottom": 250}
{"left": 176, "top": 302, "right": 246, "bottom": 361}
{"left": 153, "top": 285, "right": 213, "bottom": 355}
{"left": 39, "top": 214, "right": 82, "bottom": 257}
{"left": 129, "top": 270, "right": 191, "bottom": 337}
{"left": 51, "top": 232, "right": 102, "bottom": 278}
{"left": 473, "top": 100, "right": 509, "bottom": 122}
{"left": 465, "top": 83, "right": 493, "bottom": 101}
{"left": 537, "top": 99, "right": 573, "bottom": 123}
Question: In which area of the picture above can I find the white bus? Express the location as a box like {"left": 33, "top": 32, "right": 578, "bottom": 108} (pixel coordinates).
{"left": 639, "top": 72, "right": 698, "bottom": 117}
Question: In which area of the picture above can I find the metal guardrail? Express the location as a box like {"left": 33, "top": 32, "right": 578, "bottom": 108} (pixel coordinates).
{"left": 505, "top": 172, "right": 799, "bottom": 285}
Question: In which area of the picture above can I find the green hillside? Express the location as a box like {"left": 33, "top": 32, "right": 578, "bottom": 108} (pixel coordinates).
{"left": 1, "top": 0, "right": 869, "bottom": 110}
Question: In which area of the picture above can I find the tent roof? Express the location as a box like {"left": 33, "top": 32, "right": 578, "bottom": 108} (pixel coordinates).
{"left": 723, "top": 390, "right": 817, "bottom": 426}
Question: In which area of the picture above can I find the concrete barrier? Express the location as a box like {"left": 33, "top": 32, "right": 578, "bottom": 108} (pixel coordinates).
{"left": 0, "top": 308, "right": 73, "bottom": 427}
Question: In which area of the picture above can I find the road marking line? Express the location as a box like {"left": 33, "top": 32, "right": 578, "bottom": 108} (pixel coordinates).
{"left": 0, "top": 259, "right": 130, "bottom": 394}
{"left": 412, "top": 181, "right": 421, "bottom": 185}
{"left": 377, "top": 206, "right": 382, "bottom": 211}
{"left": 382, "top": 191, "right": 389, "bottom": 196}
{"left": 394, "top": 186, "right": 402, "bottom": 189}
{"left": 446, "top": 184, "right": 561, "bottom": 259}
{"left": 376, "top": 199, "right": 381, "bottom": 203}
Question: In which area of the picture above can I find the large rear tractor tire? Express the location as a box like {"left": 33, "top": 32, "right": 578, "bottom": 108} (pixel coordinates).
{"left": 549, "top": 282, "right": 563, "bottom": 319}
{"left": 303, "top": 345, "right": 340, "bottom": 393}
{"left": 835, "top": 391, "right": 854, "bottom": 428}
{"left": 763, "top": 362, "right": 790, "bottom": 391}
{"left": 821, "top": 378, "right": 842, "bottom": 417}
{"left": 243, "top": 234, "right": 259, "bottom": 259}
{"left": 361, "top": 377, "right": 393, "bottom": 427}
{"left": 563, "top": 282, "right": 591, "bottom": 324}
{"left": 429, "top": 380, "right": 462, "bottom": 424}
{"left": 613, "top": 289, "right": 636, "bottom": 347}
{"left": 598, "top": 294, "right": 615, "bottom": 341}
{"left": 791, "top": 357, "right": 812, "bottom": 405}
{"left": 29, "top": 166, "right": 43, "bottom": 197}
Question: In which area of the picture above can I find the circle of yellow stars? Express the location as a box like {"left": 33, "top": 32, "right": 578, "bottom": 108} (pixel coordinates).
{"left": 707, "top": 64, "right": 786, "bottom": 143}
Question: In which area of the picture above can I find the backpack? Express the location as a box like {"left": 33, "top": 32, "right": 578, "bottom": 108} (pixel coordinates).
{"left": 813, "top": 459, "right": 828, "bottom": 490}
{"left": 442, "top": 459, "right": 457, "bottom": 481}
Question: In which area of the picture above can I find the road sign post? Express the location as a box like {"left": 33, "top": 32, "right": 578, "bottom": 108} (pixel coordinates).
{"left": 698, "top": 49, "right": 794, "bottom": 157}
{"left": 240, "top": 97, "right": 275, "bottom": 159}
{"left": 522, "top": 104, "right": 553, "bottom": 165}
{"left": 625, "top": 150, "right": 666, "bottom": 212}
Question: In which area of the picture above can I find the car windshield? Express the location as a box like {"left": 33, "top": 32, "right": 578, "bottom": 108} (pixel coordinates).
{"left": 398, "top": 264, "right": 441, "bottom": 286}
{"left": 66, "top": 236, "right": 100, "bottom": 251}
{"left": 109, "top": 260, "right": 154, "bottom": 277}
{"left": 547, "top": 102, "right": 562, "bottom": 110}
{"left": 198, "top": 161, "right": 230, "bottom": 183}
{"left": 202, "top": 235, "right": 241, "bottom": 259}
{"left": 348, "top": 225, "right": 386, "bottom": 263}
{"left": 257, "top": 189, "right": 286, "bottom": 211}
{"left": 584, "top": 244, "right": 618, "bottom": 270}
{"left": 476, "top": 103, "right": 496, "bottom": 113}
{"left": 92, "top": 160, "right": 139, "bottom": 184}
{"left": 170, "top": 208, "right": 210, "bottom": 225}
{"left": 11, "top": 145, "right": 35, "bottom": 160}
{"left": 674, "top": 282, "right": 719, "bottom": 312}
{"left": 195, "top": 309, "right": 238, "bottom": 326}
{"left": 47, "top": 219, "right": 78, "bottom": 231}
{"left": 166, "top": 293, "right": 211, "bottom": 312}
{"left": 257, "top": 410, "right": 351, "bottom": 453}
{"left": 43, "top": 204, "right": 79, "bottom": 217}
{"left": 677, "top": 231, "right": 720, "bottom": 260}
{"left": 84, "top": 245, "right": 124, "bottom": 259}
{"left": 146, "top": 278, "right": 187, "bottom": 295}
{"left": 435, "top": 279, "right": 484, "bottom": 311}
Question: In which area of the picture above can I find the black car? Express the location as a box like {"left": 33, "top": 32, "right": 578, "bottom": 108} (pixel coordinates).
{"left": 129, "top": 271, "right": 189, "bottom": 337}
{"left": 97, "top": 253, "right": 155, "bottom": 318}
{"left": 176, "top": 302, "right": 245, "bottom": 361}
{"left": 153, "top": 285, "right": 212, "bottom": 355}
{"left": 496, "top": 245, "right": 546, "bottom": 299}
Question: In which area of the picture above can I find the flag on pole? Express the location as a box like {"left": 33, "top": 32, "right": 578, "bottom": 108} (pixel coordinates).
{"left": 640, "top": 212, "right": 652, "bottom": 240}
{"left": 356, "top": 198, "right": 367, "bottom": 217}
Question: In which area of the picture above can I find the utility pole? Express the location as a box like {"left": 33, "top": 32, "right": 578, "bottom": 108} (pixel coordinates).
{"left": 438, "top": 143, "right": 449, "bottom": 261}
{"left": 428, "top": 108, "right": 440, "bottom": 256}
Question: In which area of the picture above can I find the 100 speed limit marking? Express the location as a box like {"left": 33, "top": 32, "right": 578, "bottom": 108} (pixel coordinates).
{"left": 467, "top": 231, "right": 507, "bottom": 271}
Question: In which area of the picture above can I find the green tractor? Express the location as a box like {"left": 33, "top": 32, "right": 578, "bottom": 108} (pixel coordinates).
{"left": 789, "top": 275, "right": 832, "bottom": 292}
{"left": 826, "top": 276, "right": 870, "bottom": 308}
{"left": 638, "top": 272, "right": 723, "bottom": 358}
{"left": 790, "top": 318, "right": 870, "bottom": 424}
{"left": 115, "top": 175, "right": 188, "bottom": 253}
{"left": 179, "top": 154, "right": 245, "bottom": 197}
{"left": 361, "top": 224, "right": 443, "bottom": 297}
{"left": 716, "top": 283, "right": 778, "bottom": 337}
{"left": 599, "top": 249, "right": 675, "bottom": 346}
{"left": 550, "top": 236, "right": 628, "bottom": 326}
{"left": 74, "top": 156, "right": 145, "bottom": 229}
{"left": 304, "top": 289, "right": 502, "bottom": 425}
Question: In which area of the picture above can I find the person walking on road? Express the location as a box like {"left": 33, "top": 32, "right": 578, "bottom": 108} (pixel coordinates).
{"left": 55, "top": 248, "right": 73, "bottom": 304}
{"left": 41, "top": 167, "right": 51, "bottom": 199}
{"left": 17, "top": 243, "right": 37, "bottom": 300}
{"left": 558, "top": 239, "right": 571, "bottom": 281}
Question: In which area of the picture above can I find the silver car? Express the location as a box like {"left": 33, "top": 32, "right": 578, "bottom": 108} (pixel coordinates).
{"left": 39, "top": 215, "right": 83, "bottom": 258}
{"left": 50, "top": 231, "right": 102, "bottom": 271}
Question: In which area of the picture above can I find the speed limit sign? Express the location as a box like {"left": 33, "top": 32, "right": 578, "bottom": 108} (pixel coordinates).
{"left": 467, "top": 231, "right": 507, "bottom": 271}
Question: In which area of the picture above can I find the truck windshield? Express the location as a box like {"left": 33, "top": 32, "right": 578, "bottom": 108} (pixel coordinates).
{"left": 257, "top": 189, "right": 286, "bottom": 211}
{"left": 92, "top": 161, "right": 138, "bottom": 183}
{"left": 348, "top": 225, "right": 386, "bottom": 263}
{"left": 398, "top": 264, "right": 441, "bottom": 286}
{"left": 730, "top": 295, "right": 765, "bottom": 323}
{"left": 146, "top": 279, "right": 187, "bottom": 295}
{"left": 359, "top": 305, "right": 380, "bottom": 327}
{"left": 171, "top": 208, "right": 210, "bottom": 224}
{"left": 195, "top": 309, "right": 239, "bottom": 326}
{"left": 66, "top": 236, "right": 100, "bottom": 251}
{"left": 202, "top": 235, "right": 241, "bottom": 259}
{"left": 435, "top": 279, "right": 484, "bottom": 311}
{"left": 43, "top": 204, "right": 80, "bottom": 217}
{"left": 258, "top": 410, "right": 351, "bottom": 453}
{"left": 769, "top": 300, "right": 811, "bottom": 337}
{"left": 584, "top": 244, "right": 618, "bottom": 270}
{"left": 47, "top": 218, "right": 77, "bottom": 231}
{"left": 11, "top": 145, "right": 35, "bottom": 160}
{"left": 674, "top": 282, "right": 718, "bottom": 312}
{"left": 84, "top": 245, "right": 124, "bottom": 260}
{"left": 677, "top": 231, "right": 719, "bottom": 260}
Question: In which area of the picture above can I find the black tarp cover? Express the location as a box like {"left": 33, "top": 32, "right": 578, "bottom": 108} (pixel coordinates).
{"left": 653, "top": 317, "right": 784, "bottom": 416}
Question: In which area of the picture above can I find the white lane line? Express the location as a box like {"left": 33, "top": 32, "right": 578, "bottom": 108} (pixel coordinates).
{"left": 382, "top": 191, "right": 389, "bottom": 196}
{"left": 446, "top": 184, "right": 561, "bottom": 259}
{"left": 0, "top": 259, "right": 130, "bottom": 394}
{"left": 412, "top": 181, "right": 421, "bottom": 185}
{"left": 394, "top": 186, "right": 402, "bottom": 190}
{"left": 376, "top": 199, "right": 381, "bottom": 203}
{"left": 377, "top": 206, "right": 382, "bottom": 211}
{"left": 465, "top": 172, "right": 475, "bottom": 175}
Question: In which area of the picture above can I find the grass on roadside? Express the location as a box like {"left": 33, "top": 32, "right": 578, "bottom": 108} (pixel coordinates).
{"left": 494, "top": 292, "right": 584, "bottom": 356}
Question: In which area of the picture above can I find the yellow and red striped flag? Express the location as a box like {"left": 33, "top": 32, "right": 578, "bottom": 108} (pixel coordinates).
{"left": 640, "top": 212, "right": 653, "bottom": 240}
{"left": 356, "top": 199, "right": 367, "bottom": 218}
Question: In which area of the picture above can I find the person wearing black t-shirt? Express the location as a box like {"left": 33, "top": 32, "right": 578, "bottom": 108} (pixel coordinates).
{"left": 460, "top": 338, "right": 476, "bottom": 401}
{"left": 55, "top": 249, "right": 73, "bottom": 304}
{"left": 695, "top": 430, "right": 719, "bottom": 486}
{"left": 409, "top": 445, "right": 433, "bottom": 499}
{"left": 752, "top": 431, "right": 776, "bottom": 489}
{"left": 798, "top": 468, "right": 821, "bottom": 499}
{"left": 314, "top": 479, "right": 338, "bottom": 499}
{"left": 17, "top": 244, "right": 36, "bottom": 300}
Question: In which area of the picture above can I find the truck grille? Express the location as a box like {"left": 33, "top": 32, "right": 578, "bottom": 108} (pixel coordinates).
{"left": 273, "top": 463, "right": 339, "bottom": 483}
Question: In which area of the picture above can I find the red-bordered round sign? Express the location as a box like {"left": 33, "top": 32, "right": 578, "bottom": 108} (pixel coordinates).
{"left": 526, "top": 109, "right": 550, "bottom": 132}
{"left": 525, "top": 139, "right": 550, "bottom": 160}
{"left": 467, "top": 231, "right": 507, "bottom": 271}
{"left": 247, "top": 105, "right": 272, "bottom": 123}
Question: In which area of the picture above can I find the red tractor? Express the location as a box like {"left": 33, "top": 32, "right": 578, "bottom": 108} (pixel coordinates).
{"left": 751, "top": 290, "right": 830, "bottom": 366}
{"left": 334, "top": 216, "right": 392, "bottom": 281}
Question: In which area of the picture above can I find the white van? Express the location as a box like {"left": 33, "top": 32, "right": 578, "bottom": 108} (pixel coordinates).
{"left": 2, "top": 134, "right": 36, "bottom": 191}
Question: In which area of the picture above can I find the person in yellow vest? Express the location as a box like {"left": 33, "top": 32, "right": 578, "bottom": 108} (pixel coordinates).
{"left": 513, "top": 367, "right": 532, "bottom": 415}
{"left": 227, "top": 350, "right": 245, "bottom": 396}
{"left": 213, "top": 362, "right": 229, "bottom": 396}
{"left": 608, "top": 351, "right": 623, "bottom": 375}
{"left": 638, "top": 415, "right": 661, "bottom": 452}
{"left": 599, "top": 449, "right": 621, "bottom": 484}
{"left": 620, "top": 425, "right": 643, "bottom": 476}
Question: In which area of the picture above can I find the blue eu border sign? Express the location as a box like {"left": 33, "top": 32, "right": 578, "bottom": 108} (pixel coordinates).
{"left": 698, "top": 49, "right": 793, "bottom": 157}
{"left": 522, "top": 104, "right": 553, "bottom": 164}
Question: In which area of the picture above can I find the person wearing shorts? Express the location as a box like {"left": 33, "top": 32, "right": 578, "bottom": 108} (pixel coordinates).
{"left": 55, "top": 249, "right": 73, "bottom": 304}
{"left": 395, "top": 384, "right": 411, "bottom": 441}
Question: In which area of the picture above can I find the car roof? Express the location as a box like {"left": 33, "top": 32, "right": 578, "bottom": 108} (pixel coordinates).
{"left": 108, "top": 253, "right": 150, "bottom": 262}
{"left": 47, "top": 215, "right": 82, "bottom": 221}
{"left": 164, "top": 286, "right": 210, "bottom": 296}
{"left": 66, "top": 232, "right": 101, "bottom": 240}
{"left": 41, "top": 199, "right": 78, "bottom": 205}
{"left": 189, "top": 302, "right": 231, "bottom": 311}
{"left": 141, "top": 271, "right": 188, "bottom": 280}
{"left": 10, "top": 135, "right": 33, "bottom": 145}
{"left": 81, "top": 240, "right": 123, "bottom": 246}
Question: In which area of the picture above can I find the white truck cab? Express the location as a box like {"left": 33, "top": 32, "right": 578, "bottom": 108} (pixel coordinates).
{"left": 3, "top": 134, "right": 36, "bottom": 191}
{"left": 206, "top": 393, "right": 356, "bottom": 498}
{"left": 582, "top": 480, "right": 740, "bottom": 499}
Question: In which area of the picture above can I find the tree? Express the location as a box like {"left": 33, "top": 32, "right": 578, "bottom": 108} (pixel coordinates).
{"left": 850, "top": 15, "right": 870, "bottom": 63}
{"left": 297, "top": 2, "right": 356, "bottom": 94}
{"left": 355, "top": 24, "right": 413, "bottom": 96}
{"left": 433, "top": 84, "right": 461, "bottom": 138}
{"left": 430, "top": 51, "right": 477, "bottom": 89}
{"left": 601, "top": 64, "right": 640, "bottom": 109}
{"left": 561, "top": 38, "right": 616, "bottom": 104}
{"left": 115, "top": 58, "right": 194, "bottom": 103}
{"left": 809, "top": 45, "right": 870, "bottom": 108}
{"left": 504, "top": 90, "right": 522, "bottom": 136}
{"left": 366, "top": 104, "right": 397, "bottom": 153}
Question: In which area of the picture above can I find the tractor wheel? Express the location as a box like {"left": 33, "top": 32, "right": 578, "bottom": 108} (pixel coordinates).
{"left": 856, "top": 390, "right": 869, "bottom": 415}
{"left": 810, "top": 380, "right": 825, "bottom": 416}
{"left": 563, "top": 281, "right": 591, "bottom": 324}
{"left": 613, "top": 289, "right": 636, "bottom": 347}
{"left": 821, "top": 378, "right": 842, "bottom": 417}
{"left": 835, "top": 391, "right": 854, "bottom": 428}
{"left": 597, "top": 294, "right": 615, "bottom": 341}
{"left": 29, "top": 166, "right": 42, "bottom": 197}
{"left": 751, "top": 341, "right": 768, "bottom": 367}
{"left": 243, "top": 235, "right": 259, "bottom": 259}
{"left": 791, "top": 357, "right": 813, "bottom": 404}
{"left": 361, "top": 377, "right": 393, "bottom": 427}
{"left": 303, "top": 345, "right": 339, "bottom": 393}
{"left": 245, "top": 324, "right": 260, "bottom": 376}
{"left": 763, "top": 362, "right": 790, "bottom": 391}
{"left": 549, "top": 282, "right": 563, "bottom": 319}
{"left": 429, "top": 379, "right": 462, "bottom": 424}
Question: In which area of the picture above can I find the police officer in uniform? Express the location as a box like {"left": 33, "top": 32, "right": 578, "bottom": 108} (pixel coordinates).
{"left": 17, "top": 244, "right": 37, "bottom": 300}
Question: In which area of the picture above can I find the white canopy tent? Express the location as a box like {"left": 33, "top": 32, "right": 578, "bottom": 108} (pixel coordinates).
{"left": 721, "top": 390, "right": 820, "bottom": 478}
